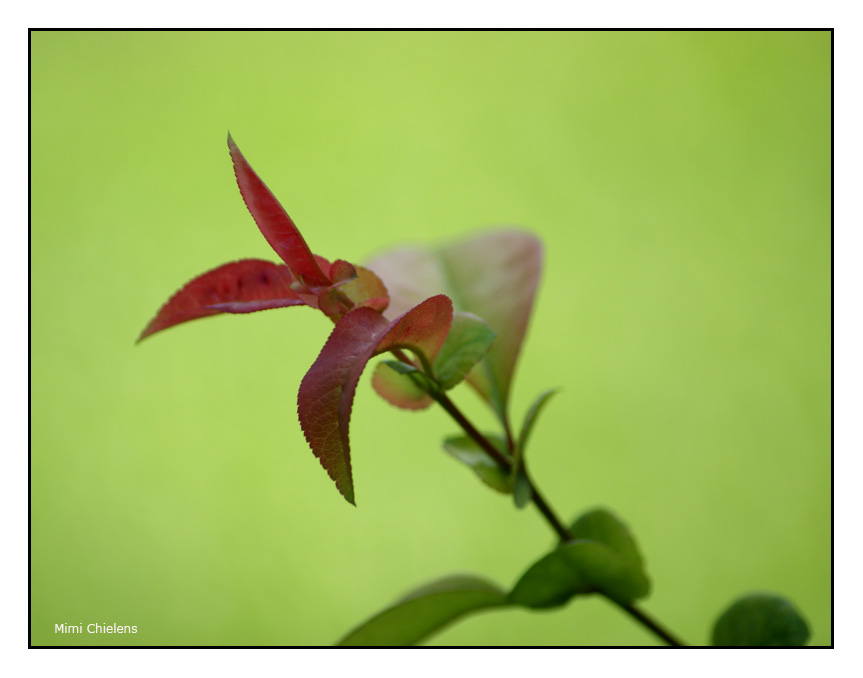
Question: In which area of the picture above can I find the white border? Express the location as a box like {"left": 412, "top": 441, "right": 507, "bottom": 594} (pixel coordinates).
{"left": 11, "top": 7, "right": 854, "bottom": 676}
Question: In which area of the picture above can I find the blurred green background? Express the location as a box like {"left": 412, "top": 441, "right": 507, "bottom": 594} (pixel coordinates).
{"left": 31, "top": 31, "right": 831, "bottom": 646}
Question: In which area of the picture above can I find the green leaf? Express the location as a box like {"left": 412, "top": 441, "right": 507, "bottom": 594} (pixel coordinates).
{"left": 509, "top": 542, "right": 596, "bottom": 608}
{"left": 509, "top": 389, "right": 556, "bottom": 508}
{"left": 517, "top": 388, "right": 558, "bottom": 459}
{"left": 337, "top": 575, "right": 509, "bottom": 646}
{"left": 568, "top": 508, "right": 646, "bottom": 577}
{"left": 442, "top": 434, "right": 511, "bottom": 493}
{"left": 433, "top": 312, "right": 496, "bottom": 390}
{"left": 510, "top": 508, "right": 650, "bottom": 608}
{"left": 372, "top": 313, "right": 495, "bottom": 409}
{"left": 368, "top": 230, "right": 542, "bottom": 423}
{"left": 512, "top": 469, "right": 532, "bottom": 508}
{"left": 381, "top": 359, "right": 421, "bottom": 375}
{"left": 509, "top": 539, "right": 649, "bottom": 608}
{"left": 711, "top": 593, "right": 810, "bottom": 646}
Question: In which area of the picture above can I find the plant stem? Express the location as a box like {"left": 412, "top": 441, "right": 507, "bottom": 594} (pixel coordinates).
{"left": 523, "top": 472, "right": 572, "bottom": 542}
{"left": 608, "top": 599, "right": 686, "bottom": 647}
{"left": 430, "top": 389, "right": 687, "bottom": 647}
{"left": 432, "top": 391, "right": 513, "bottom": 472}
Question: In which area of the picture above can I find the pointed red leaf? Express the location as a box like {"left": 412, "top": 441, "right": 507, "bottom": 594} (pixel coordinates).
{"left": 227, "top": 134, "right": 331, "bottom": 288}
{"left": 298, "top": 294, "right": 453, "bottom": 504}
{"left": 138, "top": 259, "right": 304, "bottom": 342}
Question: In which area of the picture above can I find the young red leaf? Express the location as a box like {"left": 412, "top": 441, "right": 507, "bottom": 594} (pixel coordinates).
{"left": 338, "top": 266, "right": 390, "bottom": 312}
{"left": 375, "top": 294, "right": 452, "bottom": 370}
{"left": 137, "top": 259, "right": 303, "bottom": 342}
{"left": 367, "top": 230, "right": 542, "bottom": 421}
{"left": 227, "top": 134, "right": 331, "bottom": 289}
{"left": 328, "top": 259, "right": 358, "bottom": 284}
{"left": 317, "top": 265, "right": 390, "bottom": 322}
{"left": 298, "top": 295, "right": 453, "bottom": 504}
{"left": 371, "top": 361, "right": 434, "bottom": 410}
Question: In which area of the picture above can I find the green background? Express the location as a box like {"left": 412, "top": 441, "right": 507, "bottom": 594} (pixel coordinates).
{"left": 31, "top": 31, "right": 831, "bottom": 646}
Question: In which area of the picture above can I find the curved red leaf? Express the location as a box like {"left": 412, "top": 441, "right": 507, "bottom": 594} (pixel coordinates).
{"left": 298, "top": 295, "right": 453, "bottom": 504}
{"left": 227, "top": 134, "right": 331, "bottom": 288}
{"left": 138, "top": 259, "right": 304, "bottom": 342}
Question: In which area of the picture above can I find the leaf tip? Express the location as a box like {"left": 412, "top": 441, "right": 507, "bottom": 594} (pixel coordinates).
{"left": 136, "top": 318, "right": 161, "bottom": 344}
{"left": 340, "top": 479, "right": 357, "bottom": 506}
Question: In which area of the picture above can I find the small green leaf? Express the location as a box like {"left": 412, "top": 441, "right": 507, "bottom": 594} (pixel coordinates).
{"left": 442, "top": 434, "right": 511, "bottom": 493}
{"left": 568, "top": 508, "right": 646, "bottom": 577}
{"left": 512, "top": 470, "right": 532, "bottom": 508}
{"left": 337, "top": 575, "right": 509, "bottom": 646}
{"left": 712, "top": 593, "right": 810, "bottom": 646}
{"left": 381, "top": 359, "right": 420, "bottom": 375}
{"left": 510, "top": 508, "right": 650, "bottom": 608}
{"left": 509, "top": 541, "right": 601, "bottom": 608}
{"left": 509, "top": 539, "right": 649, "bottom": 608}
{"left": 432, "top": 312, "right": 496, "bottom": 390}
{"left": 509, "top": 388, "right": 556, "bottom": 508}
{"left": 517, "top": 388, "right": 557, "bottom": 458}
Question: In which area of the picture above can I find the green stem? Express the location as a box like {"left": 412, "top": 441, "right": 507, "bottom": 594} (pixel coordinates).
{"left": 429, "top": 388, "right": 687, "bottom": 647}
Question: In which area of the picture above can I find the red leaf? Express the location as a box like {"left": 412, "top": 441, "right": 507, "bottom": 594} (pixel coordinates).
{"left": 298, "top": 295, "right": 453, "bottom": 504}
{"left": 227, "top": 134, "right": 331, "bottom": 289}
{"left": 371, "top": 361, "right": 434, "bottom": 411}
{"left": 328, "top": 259, "right": 358, "bottom": 284}
{"left": 138, "top": 259, "right": 304, "bottom": 342}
